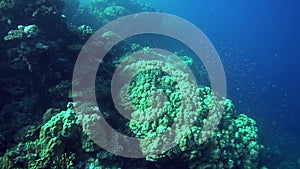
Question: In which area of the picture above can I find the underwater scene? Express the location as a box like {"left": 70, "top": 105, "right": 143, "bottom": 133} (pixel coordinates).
{"left": 0, "top": 0, "right": 299, "bottom": 168}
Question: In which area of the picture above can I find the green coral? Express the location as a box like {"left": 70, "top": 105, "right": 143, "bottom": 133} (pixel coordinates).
{"left": 4, "top": 25, "right": 39, "bottom": 41}
{"left": 51, "top": 153, "right": 75, "bottom": 169}
{"left": 0, "top": 57, "right": 264, "bottom": 169}
{"left": 103, "top": 6, "right": 126, "bottom": 17}
{"left": 117, "top": 50, "right": 263, "bottom": 168}
{"left": 77, "top": 24, "right": 93, "bottom": 37}
{"left": 77, "top": 0, "right": 155, "bottom": 28}
{"left": 0, "top": 155, "right": 14, "bottom": 169}
{"left": 0, "top": 103, "right": 113, "bottom": 168}
{"left": 81, "top": 132, "right": 101, "bottom": 153}
{"left": 24, "top": 104, "right": 81, "bottom": 169}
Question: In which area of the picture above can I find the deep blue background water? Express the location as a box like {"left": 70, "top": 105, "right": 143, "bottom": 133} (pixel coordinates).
{"left": 81, "top": 0, "right": 300, "bottom": 160}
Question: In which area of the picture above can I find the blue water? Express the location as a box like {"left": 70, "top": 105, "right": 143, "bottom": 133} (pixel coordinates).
{"left": 137, "top": 0, "right": 300, "bottom": 159}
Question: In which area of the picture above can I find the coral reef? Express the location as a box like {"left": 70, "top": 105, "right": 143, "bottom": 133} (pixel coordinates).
{"left": 0, "top": 48, "right": 264, "bottom": 168}
{"left": 0, "top": 0, "right": 286, "bottom": 168}
{"left": 70, "top": 0, "right": 155, "bottom": 29}
{"left": 0, "top": 95, "right": 263, "bottom": 169}
{"left": 114, "top": 50, "right": 263, "bottom": 168}
{"left": 0, "top": 0, "right": 83, "bottom": 150}
{"left": 4, "top": 25, "right": 39, "bottom": 41}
